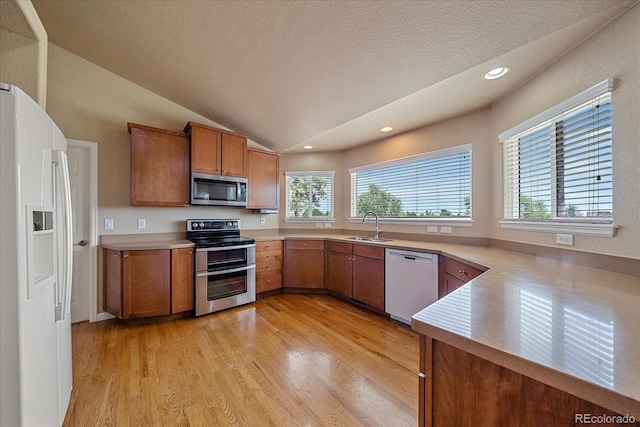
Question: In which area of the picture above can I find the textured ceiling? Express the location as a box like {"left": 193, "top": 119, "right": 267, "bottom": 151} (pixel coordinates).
{"left": 32, "top": 0, "right": 636, "bottom": 152}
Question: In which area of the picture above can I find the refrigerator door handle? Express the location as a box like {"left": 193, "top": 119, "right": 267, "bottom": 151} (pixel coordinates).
{"left": 54, "top": 150, "right": 74, "bottom": 321}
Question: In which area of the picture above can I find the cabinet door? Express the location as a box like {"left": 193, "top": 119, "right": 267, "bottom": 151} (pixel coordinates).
{"left": 284, "top": 249, "right": 325, "bottom": 289}
{"left": 122, "top": 250, "right": 171, "bottom": 318}
{"left": 353, "top": 255, "right": 385, "bottom": 311}
{"left": 190, "top": 125, "right": 221, "bottom": 175}
{"left": 326, "top": 250, "right": 353, "bottom": 298}
{"left": 246, "top": 149, "right": 279, "bottom": 209}
{"left": 103, "top": 249, "right": 122, "bottom": 317}
{"left": 444, "top": 273, "right": 466, "bottom": 296}
{"left": 221, "top": 133, "right": 247, "bottom": 177}
{"left": 171, "top": 247, "right": 194, "bottom": 314}
{"left": 129, "top": 125, "right": 190, "bottom": 207}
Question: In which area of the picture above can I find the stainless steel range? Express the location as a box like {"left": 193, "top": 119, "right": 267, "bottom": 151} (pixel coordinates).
{"left": 186, "top": 219, "right": 256, "bottom": 316}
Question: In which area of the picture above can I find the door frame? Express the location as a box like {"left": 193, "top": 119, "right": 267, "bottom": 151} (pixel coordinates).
{"left": 66, "top": 139, "right": 106, "bottom": 322}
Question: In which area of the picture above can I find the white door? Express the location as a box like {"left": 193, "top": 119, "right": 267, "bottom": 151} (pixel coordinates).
{"left": 67, "top": 144, "right": 91, "bottom": 323}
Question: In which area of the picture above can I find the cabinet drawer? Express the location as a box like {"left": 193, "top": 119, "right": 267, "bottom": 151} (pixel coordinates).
{"left": 326, "top": 240, "right": 352, "bottom": 254}
{"left": 256, "top": 260, "right": 281, "bottom": 273}
{"left": 256, "top": 240, "right": 282, "bottom": 252}
{"left": 353, "top": 244, "right": 384, "bottom": 260}
{"left": 285, "top": 240, "right": 325, "bottom": 250}
{"left": 256, "top": 250, "right": 282, "bottom": 263}
{"left": 256, "top": 270, "right": 282, "bottom": 293}
{"left": 444, "top": 257, "right": 484, "bottom": 283}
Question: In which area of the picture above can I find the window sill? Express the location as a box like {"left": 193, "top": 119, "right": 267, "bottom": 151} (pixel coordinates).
{"left": 498, "top": 220, "right": 617, "bottom": 237}
{"left": 284, "top": 217, "right": 336, "bottom": 223}
{"left": 349, "top": 217, "right": 474, "bottom": 227}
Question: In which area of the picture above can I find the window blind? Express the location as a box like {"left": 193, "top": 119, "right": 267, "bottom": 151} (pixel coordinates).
{"left": 350, "top": 145, "right": 471, "bottom": 219}
{"left": 503, "top": 93, "right": 612, "bottom": 221}
{"left": 285, "top": 172, "right": 334, "bottom": 219}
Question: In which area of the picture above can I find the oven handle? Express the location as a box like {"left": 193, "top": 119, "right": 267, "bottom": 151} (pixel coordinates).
{"left": 196, "top": 264, "right": 256, "bottom": 277}
{"left": 196, "top": 244, "right": 256, "bottom": 252}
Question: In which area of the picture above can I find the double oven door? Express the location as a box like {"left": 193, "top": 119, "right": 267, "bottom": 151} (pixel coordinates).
{"left": 195, "top": 244, "right": 256, "bottom": 316}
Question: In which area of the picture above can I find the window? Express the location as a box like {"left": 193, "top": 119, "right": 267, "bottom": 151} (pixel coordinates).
{"left": 349, "top": 144, "right": 471, "bottom": 223}
{"left": 285, "top": 171, "right": 334, "bottom": 221}
{"left": 499, "top": 79, "right": 616, "bottom": 237}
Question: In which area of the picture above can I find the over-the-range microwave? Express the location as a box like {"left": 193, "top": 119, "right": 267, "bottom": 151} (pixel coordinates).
{"left": 191, "top": 172, "right": 247, "bottom": 207}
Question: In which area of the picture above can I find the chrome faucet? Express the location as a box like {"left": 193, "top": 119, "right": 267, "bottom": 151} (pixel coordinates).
{"left": 362, "top": 211, "right": 381, "bottom": 239}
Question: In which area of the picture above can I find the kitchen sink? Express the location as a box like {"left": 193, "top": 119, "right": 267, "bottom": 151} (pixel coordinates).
{"left": 347, "top": 236, "right": 392, "bottom": 243}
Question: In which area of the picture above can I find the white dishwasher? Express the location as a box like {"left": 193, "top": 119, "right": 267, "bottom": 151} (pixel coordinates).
{"left": 385, "top": 249, "right": 438, "bottom": 325}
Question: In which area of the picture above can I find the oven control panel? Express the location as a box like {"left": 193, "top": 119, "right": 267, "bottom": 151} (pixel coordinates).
{"left": 187, "top": 219, "right": 240, "bottom": 231}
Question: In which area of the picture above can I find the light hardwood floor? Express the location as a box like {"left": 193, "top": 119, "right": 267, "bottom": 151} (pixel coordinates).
{"left": 64, "top": 294, "right": 419, "bottom": 426}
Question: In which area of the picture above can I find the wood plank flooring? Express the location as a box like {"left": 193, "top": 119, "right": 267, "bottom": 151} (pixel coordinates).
{"left": 63, "top": 294, "right": 419, "bottom": 426}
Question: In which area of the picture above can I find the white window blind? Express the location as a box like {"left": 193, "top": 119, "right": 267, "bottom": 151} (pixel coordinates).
{"left": 350, "top": 145, "right": 471, "bottom": 219}
{"left": 285, "top": 171, "right": 334, "bottom": 219}
{"left": 503, "top": 91, "right": 612, "bottom": 223}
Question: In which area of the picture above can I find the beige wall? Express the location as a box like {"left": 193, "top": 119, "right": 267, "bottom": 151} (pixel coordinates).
{"left": 0, "top": 0, "right": 47, "bottom": 106}
{"left": 45, "top": 44, "right": 279, "bottom": 236}
{"left": 491, "top": 4, "right": 640, "bottom": 259}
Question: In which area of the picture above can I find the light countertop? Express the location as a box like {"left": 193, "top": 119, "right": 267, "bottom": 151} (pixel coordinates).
{"left": 101, "top": 239, "right": 194, "bottom": 251}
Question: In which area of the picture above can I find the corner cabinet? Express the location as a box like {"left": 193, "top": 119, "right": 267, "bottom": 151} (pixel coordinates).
{"left": 246, "top": 148, "right": 280, "bottom": 210}
{"left": 128, "top": 123, "right": 190, "bottom": 207}
{"left": 104, "top": 247, "right": 194, "bottom": 319}
{"left": 438, "top": 256, "right": 485, "bottom": 298}
{"left": 184, "top": 121, "right": 247, "bottom": 177}
{"left": 283, "top": 240, "right": 325, "bottom": 289}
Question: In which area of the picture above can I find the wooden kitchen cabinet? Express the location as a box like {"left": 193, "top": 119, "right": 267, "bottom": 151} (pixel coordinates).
{"left": 284, "top": 240, "right": 325, "bottom": 289}
{"left": 352, "top": 244, "right": 385, "bottom": 312}
{"left": 326, "top": 241, "right": 353, "bottom": 298}
{"left": 128, "top": 123, "right": 190, "bottom": 207}
{"left": 246, "top": 148, "right": 280, "bottom": 210}
{"left": 104, "top": 247, "right": 194, "bottom": 319}
{"left": 184, "top": 121, "right": 247, "bottom": 177}
{"left": 256, "top": 240, "right": 283, "bottom": 294}
{"left": 171, "top": 247, "right": 194, "bottom": 313}
{"left": 438, "top": 256, "right": 485, "bottom": 298}
{"left": 325, "top": 241, "right": 385, "bottom": 312}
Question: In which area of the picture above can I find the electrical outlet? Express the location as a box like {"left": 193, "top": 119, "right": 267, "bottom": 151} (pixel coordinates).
{"left": 104, "top": 219, "right": 114, "bottom": 230}
{"left": 315, "top": 223, "right": 323, "bottom": 228}
{"left": 556, "top": 234, "right": 574, "bottom": 246}
{"left": 137, "top": 219, "right": 146, "bottom": 229}
{"left": 260, "top": 217, "right": 266, "bottom": 226}
{"left": 324, "top": 223, "right": 332, "bottom": 228}
{"left": 427, "top": 225, "right": 438, "bottom": 233}
{"left": 440, "top": 226, "right": 452, "bottom": 234}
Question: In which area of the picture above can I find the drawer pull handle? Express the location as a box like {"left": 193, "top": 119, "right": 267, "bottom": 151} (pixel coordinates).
{"left": 459, "top": 269, "right": 466, "bottom": 275}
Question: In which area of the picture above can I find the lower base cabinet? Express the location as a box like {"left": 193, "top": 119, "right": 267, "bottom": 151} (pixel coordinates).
{"left": 419, "top": 336, "right": 629, "bottom": 426}
{"left": 256, "top": 240, "right": 283, "bottom": 294}
{"left": 284, "top": 240, "right": 325, "bottom": 289}
{"left": 104, "top": 247, "right": 194, "bottom": 319}
{"left": 325, "top": 242, "right": 385, "bottom": 312}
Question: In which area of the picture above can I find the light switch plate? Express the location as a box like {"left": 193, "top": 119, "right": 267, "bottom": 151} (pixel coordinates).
{"left": 427, "top": 225, "right": 438, "bottom": 233}
{"left": 137, "top": 219, "right": 146, "bottom": 229}
{"left": 260, "top": 217, "right": 266, "bottom": 226}
{"left": 440, "top": 226, "right": 452, "bottom": 234}
{"left": 315, "top": 223, "right": 323, "bottom": 228}
{"left": 324, "top": 223, "right": 332, "bottom": 228}
{"left": 104, "top": 219, "right": 114, "bottom": 230}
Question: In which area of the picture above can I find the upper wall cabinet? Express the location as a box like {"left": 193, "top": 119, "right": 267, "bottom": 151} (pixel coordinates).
{"left": 246, "top": 148, "right": 280, "bottom": 210}
{"left": 128, "top": 123, "right": 190, "bottom": 207}
{"left": 184, "top": 122, "right": 247, "bottom": 177}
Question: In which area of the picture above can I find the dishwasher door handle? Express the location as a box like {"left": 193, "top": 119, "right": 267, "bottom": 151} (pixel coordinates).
{"left": 388, "top": 251, "right": 434, "bottom": 263}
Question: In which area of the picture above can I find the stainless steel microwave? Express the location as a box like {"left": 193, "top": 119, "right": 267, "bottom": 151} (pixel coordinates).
{"left": 191, "top": 172, "right": 248, "bottom": 207}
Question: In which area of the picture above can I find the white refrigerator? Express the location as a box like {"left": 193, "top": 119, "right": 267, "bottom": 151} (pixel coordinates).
{"left": 1, "top": 83, "right": 73, "bottom": 426}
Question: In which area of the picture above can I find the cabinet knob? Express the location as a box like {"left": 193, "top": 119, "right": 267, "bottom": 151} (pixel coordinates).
{"left": 320, "top": 252, "right": 324, "bottom": 256}
{"left": 123, "top": 254, "right": 129, "bottom": 258}
{"left": 459, "top": 269, "right": 466, "bottom": 275}
{"left": 266, "top": 280, "right": 271, "bottom": 284}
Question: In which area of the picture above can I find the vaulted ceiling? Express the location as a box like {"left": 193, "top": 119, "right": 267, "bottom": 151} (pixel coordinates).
{"left": 32, "top": 0, "right": 636, "bottom": 152}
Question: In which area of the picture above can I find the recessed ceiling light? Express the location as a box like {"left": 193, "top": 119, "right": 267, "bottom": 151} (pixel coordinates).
{"left": 484, "top": 66, "right": 510, "bottom": 80}
{"left": 380, "top": 126, "right": 393, "bottom": 133}
{"left": 303, "top": 145, "right": 313, "bottom": 150}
